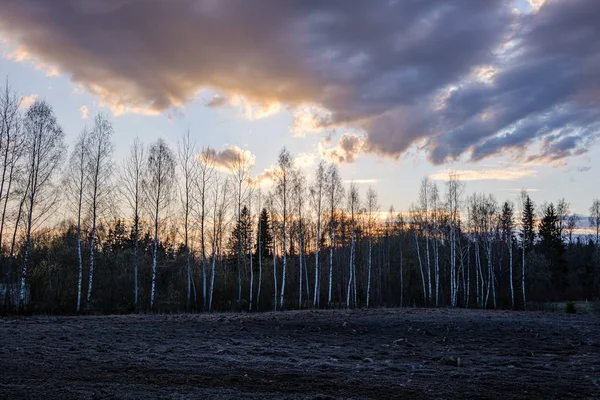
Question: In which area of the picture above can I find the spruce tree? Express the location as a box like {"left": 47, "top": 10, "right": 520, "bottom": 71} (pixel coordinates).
{"left": 256, "top": 208, "right": 272, "bottom": 259}
{"left": 227, "top": 205, "right": 252, "bottom": 258}
{"left": 520, "top": 195, "right": 535, "bottom": 249}
{"left": 539, "top": 203, "right": 567, "bottom": 297}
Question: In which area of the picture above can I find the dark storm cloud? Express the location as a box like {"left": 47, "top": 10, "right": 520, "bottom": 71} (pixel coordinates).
{"left": 0, "top": 0, "right": 598, "bottom": 164}
{"left": 426, "top": 0, "right": 600, "bottom": 164}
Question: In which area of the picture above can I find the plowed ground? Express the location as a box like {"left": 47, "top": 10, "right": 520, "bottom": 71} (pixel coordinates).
{"left": 1, "top": 308, "right": 599, "bottom": 399}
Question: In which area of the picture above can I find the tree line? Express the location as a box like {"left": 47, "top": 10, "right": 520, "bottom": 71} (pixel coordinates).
{"left": 1, "top": 80, "right": 599, "bottom": 314}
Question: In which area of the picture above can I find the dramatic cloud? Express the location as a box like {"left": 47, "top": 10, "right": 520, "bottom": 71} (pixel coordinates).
{"left": 207, "top": 94, "right": 282, "bottom": 121}
{"left": 1, "top": 0, "right": 599, "bottom": 164}
{"left": 429, "top": 167, "right": 537, "bottom": 181}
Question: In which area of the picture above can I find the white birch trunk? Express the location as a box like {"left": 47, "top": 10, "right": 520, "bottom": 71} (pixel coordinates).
{"left": 209, "top": 246, "right": 216, "bottom": 311}
{"left": 134, "top": 217, "right": 139, "bottom": 309}
{"left": 475, "top": 240, "right": 481, "bottom": 308}
{"left": 280, "top": 216, "right": 287, "bottom": 310}
{"left": 328, "top": 230, "right": 333, "bottom": 306}
{"left": 257, "top": 216, "right": 262, "bottom": 311}
{"left": 366, "top": 238, "right": 372, "bottom": 308}
{"left": 201, "top": 194, "right": 206, "bottom": 311}
{"left": 186, "top": 241, "right": 191, "bottom": 311}
{"left": 434, "top": 237, "right": 439, "bottom": 306}
{"left": 15, "top": 175, "right": 31, "bottom": 308}
{"left": 352, "top": 236, "right": 357, "bottom": 308}
{"left": 346, "top": 232, "right": 353, "bottom": 308}
{"left": 491, "top": 253, "right": 497, "bottom": 309}
{"left": 313, "top": 220, "right": 320, "bottom": 308}
{"left": 76, "top": 223, "right": 83, "bottom": 312}
{"left": 509, "top": 241, "right": 514, "bottom": 309}
{"left": 460, "top": 243, "right": 466, "bottom": 307}
{"left": 299, "top": 232, "right": 303, "bottom": 308}
{"left": 87, "top": 224, "right": 96, "bottom": 307}
{"left": 249, "top": 227, "right": 253, "bottom": 312}
{"left": 76, "top": 177, "right": 83, "bottom": 312}
{"left": 273, "top": 233, "right": 278, "bottom": 311}
{"left": 150, "top": 199, "right": 159, "bottom": 309}
{"left": 426, "top": 232, "right": 431, "bottom": 304}
{"left": 466, "top": 240, "right": 471, "bottom": 307}
{"left": 20, "top": 201, "right": 34, "bottom": 306}
{"left": 454, "top": 229, "right": 458, "bottom": 307}
{"left": 485, "top": 244, "right": 492, "bottom": 308}
{"left": 522, "top": 243, "right": 526, "bottom": 310}
{"left": 304, "top": 253, "right": 310, "bottom": 305}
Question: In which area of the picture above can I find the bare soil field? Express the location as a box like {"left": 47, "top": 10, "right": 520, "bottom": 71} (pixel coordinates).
{"left": 1, "top": 308, "right": 599, "bottom": 399}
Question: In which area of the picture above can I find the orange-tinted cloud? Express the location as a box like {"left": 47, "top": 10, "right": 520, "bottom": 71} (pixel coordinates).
{"left": 319, "top": 133, "right": 365, "bottom": 164}
{"left": 1, "top": 0, "right": 599, "bottom": 164}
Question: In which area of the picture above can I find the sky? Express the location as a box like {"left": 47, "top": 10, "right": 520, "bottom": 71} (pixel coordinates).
{"left": 0, "top": 0, "right": 599, "bottom": 217}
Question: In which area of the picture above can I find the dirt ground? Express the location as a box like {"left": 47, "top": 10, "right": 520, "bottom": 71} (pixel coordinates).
{"left": 1, "top": 308, "right": 599, "bottom": 399}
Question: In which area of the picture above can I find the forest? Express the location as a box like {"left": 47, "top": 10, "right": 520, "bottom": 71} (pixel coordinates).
{"left": 1, "top": 80, "right": 599, "bottom": 315}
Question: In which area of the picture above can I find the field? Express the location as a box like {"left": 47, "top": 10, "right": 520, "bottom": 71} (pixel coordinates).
{"left": 1, "top": 308, "right": 599, "bottom": 399}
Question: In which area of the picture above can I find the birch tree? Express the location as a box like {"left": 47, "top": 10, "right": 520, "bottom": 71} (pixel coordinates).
{"left": 309, "top": 161, "right": 325, "bottom": 308}
{"left": 293, "top": 169, "right": 306, "bottom": 308}
{"left": 268, "top": 194, "right": 278, "bottom": 311}
{"left": 209, "top": 175, "right": 229, "bottom": 311}
{"left": 85, "top": 114, "right": 114, "bottom": 309}
{"left": 0, "top": 81, "right": 22, "bottom": 246}
{"left": 0, "top": 84, "right": 26, "bottom": 304}
{"left": 325, "top": 164, "right": 344, "bottom": 306}
{"left": 247, "top": 188, "right": 255, "bottom": 311}
{"left": 230, "top": 149, "right": 252, "bottom": 307}
{"left": 365, "top": 186, "right": 379, "bottom": 308}
{"left": 7, "top": 173, "right": 28, "bottom": 305}
{"left": 196, "top": 147, "right": 215, "bottom": 310}
{"left": 346, "top": 182, "right": 360, "bottom": 308}
{"left": 589, "top": 199, "right": 600, "bottom": 246}
{"left": 556, "top": 198, "right": 570, "bottom": 243}
{"left": 479, "top": 194, "right": 498, "bottom": 309}
{"left": 565, "top": 213, "right": 578, "bottom": 245}
{"left": 0, "top": 126, "right": 24, "bottom": 250}
{"left": 66, "top": 129, "right": 89, "bottom": 312}
{"left": 467, "top": 197, "right": 478, "bottom": 306}
{"left": 21, "top": 100, "right": 65, "bottom": 307}
{"left": 392, "top": 208, "right": 406, "bottom": 307}
{"left": 146, "top": 138, "right": 176, "bottom": 310}
{"left": 429, "top": 182, "right": 440, "bottom": 306}
{"left": 178, "top": 131, "right": 198, "bottom": 311}
{"left": 446, "top": 172, "right": 463, "bottom": 307}
{"left": 255, "top": 191, "right": 266, "bottom": 310}
{"left": 410, "top": 203, "right": 427, "bottom": 303}
{"left": 274, "top": 147, "right": 293, "bottom": 309}
{"left": 419, "top": 178, "right": 432, "bottom": 304}
{"left": 500, "top": 200, "right": 515, "bottom": 308}
{"left": 120, "top": 137, "right": 145, "bottom": 309}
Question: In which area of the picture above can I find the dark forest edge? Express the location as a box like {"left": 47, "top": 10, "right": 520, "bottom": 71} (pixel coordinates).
{"left": 0, "top": 79, "right": 599, "bottom": 315}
